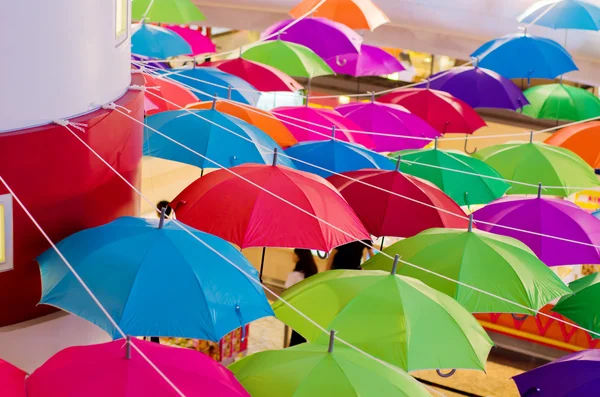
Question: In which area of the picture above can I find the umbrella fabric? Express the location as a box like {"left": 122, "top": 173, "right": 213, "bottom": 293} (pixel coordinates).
{"left": 363, "top": 228, "right": 570, "bottom": 314}
{"left": 473, "top": 142, "right": 600, "bottom": 196}
{"left": 595, "top": 210, "right": 600, "bottom": 219}
{"left": 391, "top": 148, "right": 510, "bottom": 206}
{"left": 289, "top": 0, "right": 390, "bottom": 31}
{"left": 326, "top": 44, "right": 404, "bottom": 77}
{"left": 553, "top": 273, "right": 600, "bottom": 335}
{"left": 187, "top": 101, "right": 298, "bottom": 148}
{"left": 327, "top": 169, "right": 469, "bottom": 238}
{"left": 285, "top": 140, "right": 395, "bottom": 178}
{"left": 336, "top": 101, "right": 439, "bottom": 151}
{"left": 163, "top": 25, "right": 216, "bottom": 54}
{"left": 132, "top": 0, "right": 205, "bottom": 24}
{"left": 144, "top": 109, "right": 295, "bottom": 169}
{"left": 229, "top": 341, "right": 429, "bottom": 397}
{"left": 242, "top": 40, "right": 334, "bottom": 79}
{"left": 261, "top": 18, "right": 362, "bottom": 60}
{"left": 545, "top": 121, "right": 600, "bottom": 169}
{"left": 272, "top": 270, "right": 493, "bottom": 372}
{"left": 470, "top": 33, "right": 578, "bottom": 79}
{"left": 474, "top": 195, "right": 600, "bottom": 266}
{"left": 416, "top": 66, "right": 528, "bottom": 111}
{"left": 171, "top": 164, "right": 370, "bottom": 250}
{"left": 142, "top": 72, "right": 199, "bottom": 115}
{"left": 522, "top": 84, "right": 600, "bottom": 122}
{"left": 272, "top": 106, "right": 374, "bottom": 148}
{"left": 132, "top": 54, "right": 169, "bottom": 70}
{"left": 518, "top": 0, "right": 600, "bottom": 30}
{"left": 132, "top": 23, "right": 192, "bottom": 59}
{"left": 0, "top": 359, "right": 26, "bottom": 397}
{"left": 37, "top": 217, "right": 273, "bottom": 341}
{"left": 26, "top": 339, "right": 248, "bottom": 397}
{"left": 377, "top": 88, "right": 486, "bottom": 134}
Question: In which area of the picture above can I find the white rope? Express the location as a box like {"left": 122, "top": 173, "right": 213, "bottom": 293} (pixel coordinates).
{"left": 103, "top": 103, "right": 132, "bottom": 113}
{"left": 53, "top": 119, "right": 87, "bottom": 133}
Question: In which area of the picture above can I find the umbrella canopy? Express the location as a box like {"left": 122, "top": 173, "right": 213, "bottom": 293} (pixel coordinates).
{"left": 132, "top": 0, "right": 205, "bottom": 24}
{"left": 553, "top": 273, "right": 600, "bottom": 336}
{"left": 377, "top": 88, "right": 486, "bottom": 134}
{"left": 391, "top": 148, "right": 510, "bottom": 206}
{"left": 363, "top": 227, "right": 570, "bottom": 314}
{"left": 272, "top": 269, "right": 493, "bottom": 372}
{"left": 545, "top": 121, "right": 600, "bottom": 169}
{"left": 470, "top": 33, "right": 578, "bottom": 80}
{"left": 144, "top": 109, "right": 295, "bottom": 169}
{"left": 26, "top": 339, "right": 248, "bottom": 397}
{"left": 289, "top": 0, "right": 390, "bottom": 31}
{"left": 163, "top": 25, "right": 216, "bottom": 54}
{"left": 0, "top": 359, "right": 26, "bottom": 397}
{"left": 131, "top": 23, "right": 192, "bottom": 59}
{"left": 473, "top": 141, "right": 600, "bottom": 196}
{"left": 187, "top": 101, "right": 298, "bottom": 148}
{"left": 416, "top": 66, "right": 528, "bottom": 111}
{"left": 518, "top": 0, "right": 600, "bottom": 30}
{"left": 37, "top": 217, "right": 273, "bottom": 341}
{"left": 336, "top": 101, "right": 439, "bottom": 151}
{"left": 142, "top": 72, "right": 199, "bottom": 116}
{"left": 171, "top": 164, "right": 370, "bottom": 250}
{"left": 327, "top": 169, "right": 469, "bottom": 238}
{"left": 522, "top": 83, "right": 600, "bottom": 122}
{"left": 326, "top": 44, "right": 405, "bottom": 77}
{"left": 285, "top": 140, "right": 395, "bottom": 178}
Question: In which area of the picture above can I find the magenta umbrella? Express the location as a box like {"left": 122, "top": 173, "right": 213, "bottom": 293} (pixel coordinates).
{"left": 326, "top": 44, "right": 405, "bottom": 77}
{"left": 163, "top": 25, "right": 216, "bottom": 55}
{"left": 0, "top": 359, "right": 26, "bottom": 397}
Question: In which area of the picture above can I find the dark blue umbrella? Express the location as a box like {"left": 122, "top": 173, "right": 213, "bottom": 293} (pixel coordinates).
{"left": 131, "top": 23, "right": 192, "bottom": 59}
{"left": 518, "top": 0, "right": 600, "bottom": 31}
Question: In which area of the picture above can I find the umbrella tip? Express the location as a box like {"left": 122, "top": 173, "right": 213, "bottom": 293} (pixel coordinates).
{"left": 328, "top": 330, "right": 336, "bottom": 353}
{"left": 529, "top": 131, "right": 534, "bottom": 143}
{"left": 537, "top": 182, "right": 542, "bottom": 198}
{"left": 468, "top": 213, "right": 474, "bottom": 232}
{"left": 125, "top": 335, "right": 132, "bottom": 359}
{"left": 370, "top": 91, "right": 375, "bottom": 103}
{"left": 227, "top": 85, "right": 232, "bottom": 100}
{"left": 158, "top": 207, "right": 167, "bottom": 229}
{"left": 331, "top": 125, "right": 336, "bottom": 139}
{"left": 434, "top": 137, "right": 438, "bottom": 150}
{"left": 391, "top": 254, "right": 400, "bottom": 275}
{"left": 395, "top": 155, "right": 401, "bottom": 172}
{"left": 272, "top": 147, "right": 278, "bottom": 166}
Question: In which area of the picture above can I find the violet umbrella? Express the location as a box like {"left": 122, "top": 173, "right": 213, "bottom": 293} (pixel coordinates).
{"left": 163, "top": 25, "right": 216, "bottom": 55}
{"left": 326, "top": 44, "right": 405, "bottom": 77}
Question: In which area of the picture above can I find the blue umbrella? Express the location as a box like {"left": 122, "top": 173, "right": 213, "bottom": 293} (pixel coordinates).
{"left": 518, "top": 0, "right": 600, "bottom": 30}
{"left": 37, "top": 216, "right": 273, "bottom": 341}
{"left": 285, "top": 139, "right": 395, "bottom": 178}
{"left": 144, "top": 108, "right": 296, "bottom": 170}
{"left": 131, "top": 23, "right": 192, "bottom": 59}
{"left": 470, "top": 33, "right": 578, "bottom": 80}
{"left": 594, "top": 209, "right": 600, "bottom": 219}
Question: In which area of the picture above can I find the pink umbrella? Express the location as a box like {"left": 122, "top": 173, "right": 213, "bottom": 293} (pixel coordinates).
{"left": 326, "top": 44, "right": 405, "bottom": 77}
{"left": 26, "top": 339, "right": 249, "bottom": 397}
{"left": 163, "top": 25, "right": 216, "bottom": 55}
{"left": 0, "top": 359, "right": 26, "bottom": 397}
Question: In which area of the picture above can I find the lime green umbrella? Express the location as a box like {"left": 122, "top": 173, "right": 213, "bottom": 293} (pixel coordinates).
{"left": 522, "top": 84, "right": 600, "bottom": 122}
{"left": 272, "top": 269, "right": 493, "bottom": 372}
{"left": 229, "top": 331, "right": 430, "bottom": 397}
{"left": 553, "top": 273, "right": 600, "bottom": 335}
{"left": 132, "top": 0, "right": 205, "bottom": 24}
{"left": 473, "top": 140, "right": 600, "bottom": 196}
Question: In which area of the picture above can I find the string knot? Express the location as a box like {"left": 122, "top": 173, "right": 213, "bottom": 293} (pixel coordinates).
{"left": 53, "top": 119, "right": 88, "bottom": 133}
{"left": 102, "top": 103, "right": 131, "bottom": 113}
{"left": 131, "top": 68, "right": 145, "bottom": 74}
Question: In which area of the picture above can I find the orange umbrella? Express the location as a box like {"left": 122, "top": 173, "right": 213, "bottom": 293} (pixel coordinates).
{"left": 289, "top": 0, "right": 390, "bottom": 31}
{"left": 187, "top": 101, "right": 298, "bottom": 148}
{"left": 545, "top": 121, "right": 600, "bottom": 169}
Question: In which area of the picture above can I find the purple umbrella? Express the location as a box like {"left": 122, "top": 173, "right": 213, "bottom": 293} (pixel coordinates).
{"left": 513, "top": 349, "right": 600, "bottom": 396}
{"left": 261, "top": 18, "right": 362, "bottom": 60}
{"left": 326, "top": 44, "right": 405, "bottom": 77}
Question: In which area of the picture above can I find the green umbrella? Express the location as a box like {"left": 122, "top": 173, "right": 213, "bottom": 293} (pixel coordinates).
{"left": 272, "top": 269, "right": 493, "bottom": 372}
{"left": 473, "top": 140, "right": 600, "bottom": 196}
{"left": 553, "top": 273, "right": 600, "bottom": 335}
{"left": 390, "top": 147, "right": 510, "bottom": 206}
{"left": 522, "top": 84, "right": 600, "bottom": 122}
{"left": 229, "top": 331, "right": 430, "bottom": 397}
{"left": 132, "top": 0, "right": 205, "bottom": 24}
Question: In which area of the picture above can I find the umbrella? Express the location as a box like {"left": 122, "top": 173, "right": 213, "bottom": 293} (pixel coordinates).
{"left": 38, "top": 216, "right": 273, "bottom": 341}
{"left": 545, "top": 121, "right": 600, "bottom": 169}
{"left": 242, "top": 40, "right": 334, "bottom": 79}
{"left": 132, "top": 54, "right": 169, "bottom": 70}
{"left": 377, "top": 88, "right": 486, "bottom": 134}
{"left": 132, "top": 0, "right": 205, "bottom": 24}
{"left": 261, "top": 18, "right": 362, "bottom": 60}
{"left": 187, "top": 100, "right": 298, "bottom": 148}
{"left": 272, "top": 106, "right": 374, "bottom": 148}
{"left": 285, "top": 140, "right": 395, "bottom": 178}
{"left": 474, "top": 190, "right": 600, "bottom": 266}
{"left": 289, "top": 0, "right": 390, "bottom": 31}
{"left": 470, "top": 33, "right": 577, "bottom": 80}
{"left": 473, "top": 140, "right": 600, "bottom": 196}
{"left": 0, "top": 359, "right": 26, "bottom": 397}
{"left": 327, "top": 169, "right": 469, "bottom": 238}
{"left": 553, "top": 273, "right": 600, "bottom": 336}
{"left": 142, "top": 72, "right": 199, "bottom": 115}
{"left": 229, "top": 332, "right": 429, "bottom": 397}
{"left": 522, "top": 84, "right": 600, "bottom": 122}
{"left": 132, "top": 23, "right": 192, "bottom": 59}
{"left": 518, "top": 0, "right": 600, "bottom": 30}
{"left": 595, "top": 210, "right": 600, "bottom": 219}
{"left": 390, "top": 146, "right": 510, "bottom": 206}
{"left": 326, "top": 44, "right": 405, "bottom": 77}
{"left": 416, "top": 66, "right": 528, "bottom": 111}
{"left": 163, "top": 25, "right": 216, "bottom": 54}
{"left": 26, "top": 339, "right": 248, "bottom": 397}
{"left": 336, "top": 100, "right": 439, "bottom": 151}
{"left": 144, "top": 108, "right": 296, "bottom": 170}
{"left": 272, "top": 269, "right": 493, "bottom": 372}
{"left": 363, "top": 223, "right": 571, "bottom": 314}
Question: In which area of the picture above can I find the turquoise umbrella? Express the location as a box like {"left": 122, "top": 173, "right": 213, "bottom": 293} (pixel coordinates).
{"left": 131, "top": 23, "right": 192, "bottom": 59}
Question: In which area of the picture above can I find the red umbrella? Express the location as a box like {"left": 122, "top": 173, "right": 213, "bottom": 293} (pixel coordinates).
{"left": 142, "top": 73, "right": 198, "bottom": 115}
{"left": 0, "top": 359, "right": 26, "bottom": 397}
{"left": 163, "top": 25, "right": 216, "bottom": 55}
{"left": 377, "top": 88, "right": 486, "bottom": 134}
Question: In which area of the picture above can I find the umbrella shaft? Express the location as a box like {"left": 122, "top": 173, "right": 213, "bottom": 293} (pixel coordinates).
{"left": 259, "top": 247, "right": 267, "bottom": 282}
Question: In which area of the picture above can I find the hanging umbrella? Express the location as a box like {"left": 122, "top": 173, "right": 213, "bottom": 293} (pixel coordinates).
{"left": 594, "top": 209, "right": 600, "bottom": 219}
{"left": 416, "top": 66, "right": 529, "bottom": 111}
{"left": 163, "top": 25, "right": 216, "bottom": 54}
{"left": 187, "top": 100, "right": 298, "bottom": 148}
{"left": 470, "top": 33, "right": 578, "bottom": 80}
{"left": 132, "top": 23, "right": 192, "bottom": 59}
{"left": 377, "top": 88, "right": 486, "bottom": 134}
{"left": 289, "top": 0, "right": 390, "bottom": 31}
{"left": 142, "top": 72, "right": 199, "bottom": 115}
{"left": 272, "top": 269, "right": 493, "bottom": 372}
{"left": 545, "top": 121, "right": 600, "bottom": 169}
{"left": 473, "top": 140, "right": 600, "bottom": 196}
{"left": 26, "top": 339, "right": 248, "bottom": 397}
{"left": 132, "top": 0, "right": 205, "bottom": 24}
{"left": 144, "top": 108, "right": 296, "bottom": 170}
{"left": 132, "top": 54, "right": 169, "bottom": 70}
{"left": 522, "top": 84, "right": 600, "bottom": 122}
{"left": 0, "top": 359, "right": 26, "bottom": 397}
{"left": 229, "top": 332, "right": 429, "bottom": 397}
{"left": 335, "top": 100, "right": 439, "bottom": 151}
{"left": 37, "top": 216, "right": 273, "bottom": 341}
{"left": 553, "top": 273, "right": 600, "bottom": 336}
{"left": 518, "top": 0, "right": 600, "bottom": 30}
{"left": 326, "top": 44, "right": 405, "bottom": 77}
{"left": 327, "top": 169, "right": 469, "bottom": 238}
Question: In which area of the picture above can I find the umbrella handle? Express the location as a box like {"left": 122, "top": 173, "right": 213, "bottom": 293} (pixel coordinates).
{"left": 436, "top": 369, "right": 456, "bottom": 378}
{"left": 335, "top": 56, "right": 348, "bottom": 67}
{"left": 523, "top": 387, "right": 541, "bottom": 396}
{"left": 464, "top": 134, "right": 477, "bottom": 155}
{"left": 512, "top": 313, "right": 529, "bottom": 321}
{"left": 317, "top": 251, "right": 329, "bottom": 260}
